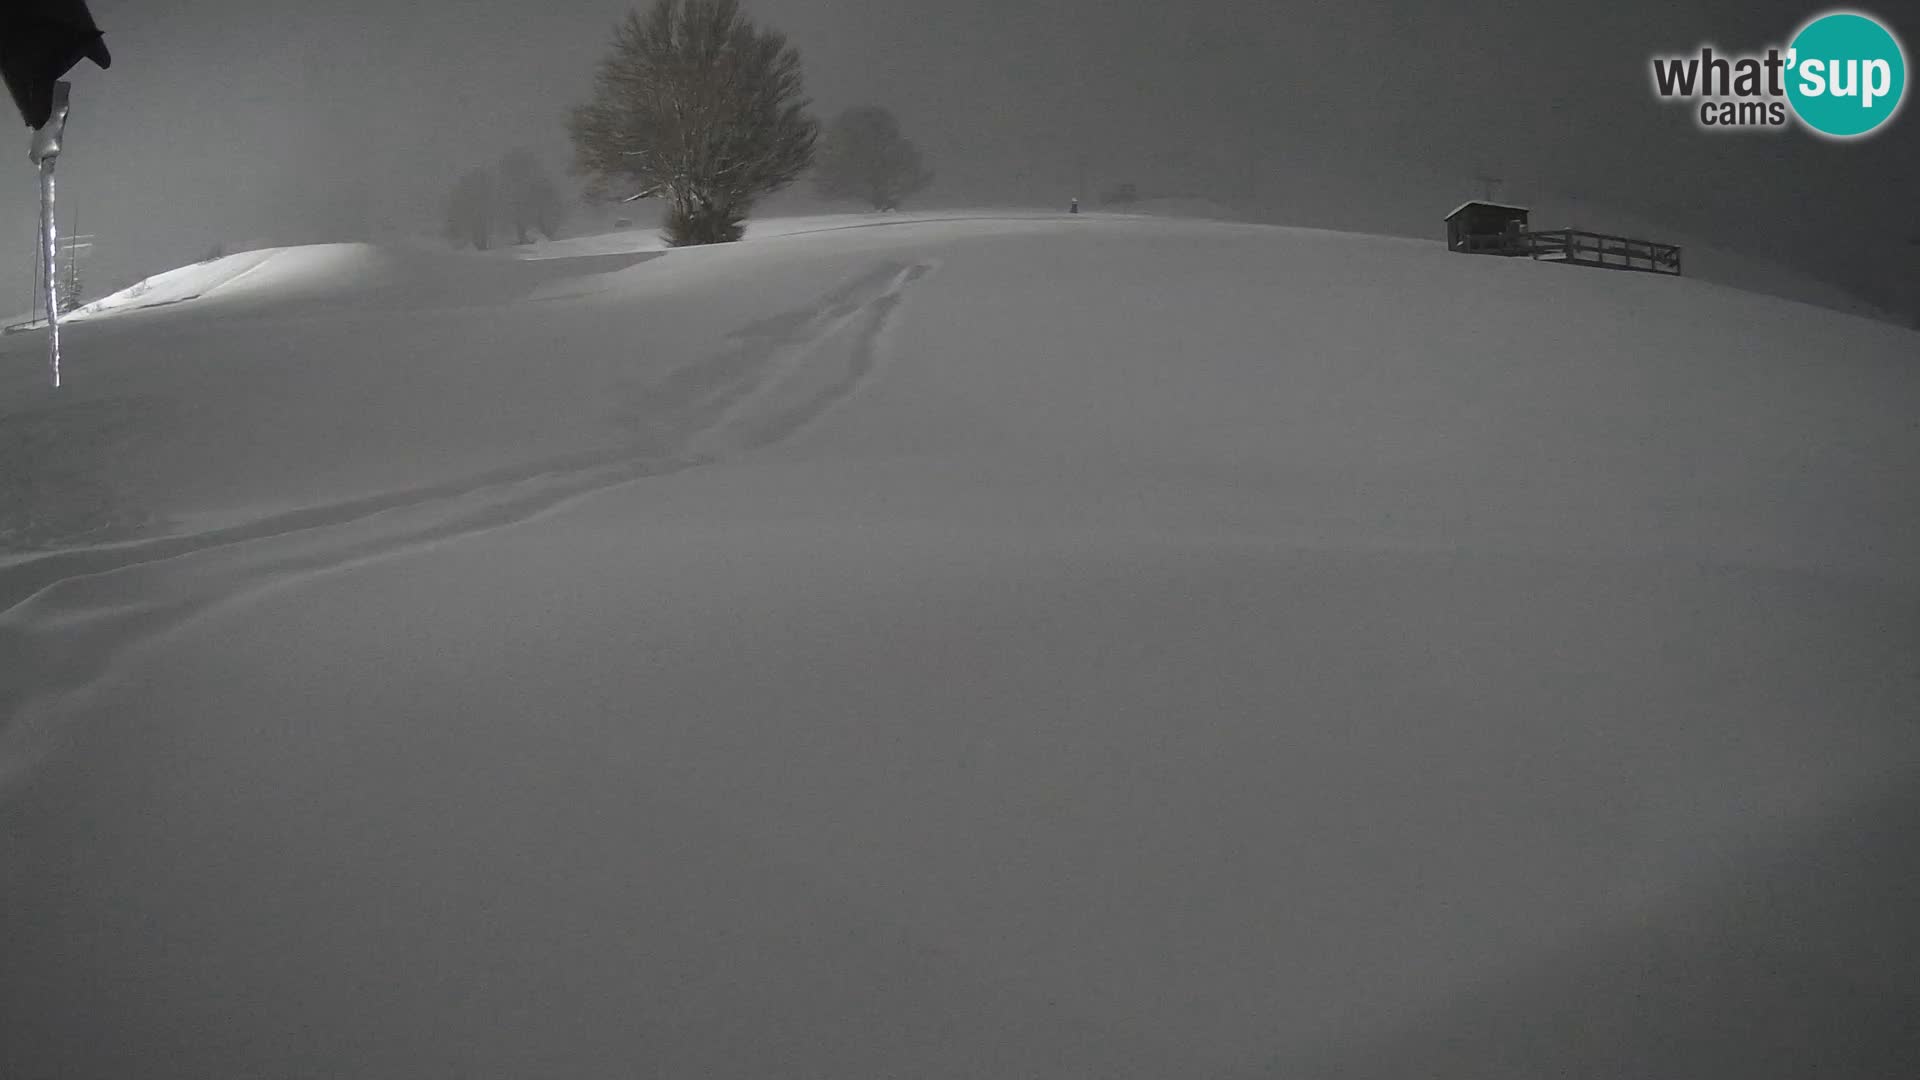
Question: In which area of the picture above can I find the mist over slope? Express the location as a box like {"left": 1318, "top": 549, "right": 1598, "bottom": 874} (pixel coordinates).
{"left": 2, "top": 213, "right": 1916, "bottom": 1079}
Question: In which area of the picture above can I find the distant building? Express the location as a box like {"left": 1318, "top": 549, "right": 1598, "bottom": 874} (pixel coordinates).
{"left": 1445, "top": 200, "right": 1681, "bottom": 275}
{"left": 1444, "top": 201, "right": 1531, "bottom": 255}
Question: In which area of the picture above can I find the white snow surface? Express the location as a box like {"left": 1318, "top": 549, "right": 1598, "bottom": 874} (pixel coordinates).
{"left": 3, "top": 212, "right": 1918, "bottom": 1078}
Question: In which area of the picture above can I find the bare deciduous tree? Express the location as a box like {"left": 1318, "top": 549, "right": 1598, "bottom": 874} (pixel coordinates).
{"left": 445, "top": 168, "right": 495, "bottom": 250}
{"left": 498, "top": 149, "right": 566, "bottom": 244}
{"left": 568, "top": 0, "right": 817, "bottom": 246}
{"left": 813, "top": 106, "right": 933, "bottom": 211}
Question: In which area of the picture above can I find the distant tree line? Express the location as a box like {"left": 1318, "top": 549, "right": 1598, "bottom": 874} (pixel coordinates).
{"left": 445, "top": 0, "right": 938, "bottom": 251}
{"left": 813, "top": 106, "right": 932, "bottom": 211}
{"left": 444, "top": 149, "right": 568, "bottom": 251}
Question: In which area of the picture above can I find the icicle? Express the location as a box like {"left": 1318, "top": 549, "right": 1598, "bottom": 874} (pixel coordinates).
{"left": 29, "top": 81, "right": 72, "bottom": 389}
{"left": 41, "top": 157, "right": 60, "bottom": 388}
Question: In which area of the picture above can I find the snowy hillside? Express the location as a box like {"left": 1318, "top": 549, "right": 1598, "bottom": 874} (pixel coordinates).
{"left": 3, "top": 213, "right": 1917, "bottom": 1079}
{"left": 1515, "top": 195, "right": 1905, "bottom": 323}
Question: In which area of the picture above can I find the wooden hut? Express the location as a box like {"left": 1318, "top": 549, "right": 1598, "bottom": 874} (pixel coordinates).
{"left": 1444, "top": 201, "right": 1532, "bottom": 255}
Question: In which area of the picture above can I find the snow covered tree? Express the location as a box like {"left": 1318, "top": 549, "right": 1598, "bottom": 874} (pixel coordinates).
{"left": 812, "top": 106, "right": 933, "bottom": 211}
{"left": 445, "top": 168, "right": 495, "bottom": 250}
{"left": 568, "top": 0, "right": 817, "bottom": 246}
{"left": 497, "top": 149, "right": 566, "bottom": 244}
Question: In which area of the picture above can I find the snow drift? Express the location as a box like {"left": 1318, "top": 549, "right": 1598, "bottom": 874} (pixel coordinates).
{"left": 2, "top": 213, "right": 1917, "bottom": 1079}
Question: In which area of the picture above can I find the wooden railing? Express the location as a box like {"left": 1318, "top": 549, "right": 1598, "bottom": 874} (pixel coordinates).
{"left": 1523, "top": 229, "right": 1682, "bottom": 276}
{"left": 1453, "top": 228, "right": 1683, "bottom": 276}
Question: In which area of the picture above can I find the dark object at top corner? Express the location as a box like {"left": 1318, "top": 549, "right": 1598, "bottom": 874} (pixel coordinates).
{"left": 1, "top": 0, "right": 111, "bottom": 129}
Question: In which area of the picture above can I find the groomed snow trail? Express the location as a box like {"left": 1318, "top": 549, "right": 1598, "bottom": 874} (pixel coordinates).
{"left": 0, "top": 256, "right": 936, "bottom": 760}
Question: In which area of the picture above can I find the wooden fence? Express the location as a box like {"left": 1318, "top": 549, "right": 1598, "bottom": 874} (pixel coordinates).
{"left": 1522, "top": 229, "right": 1682, "bottom": 276}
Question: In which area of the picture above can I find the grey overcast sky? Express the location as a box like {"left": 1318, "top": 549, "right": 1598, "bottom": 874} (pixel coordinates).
{"left": 5, "top": 0, "right": 1917, "bottom": 311}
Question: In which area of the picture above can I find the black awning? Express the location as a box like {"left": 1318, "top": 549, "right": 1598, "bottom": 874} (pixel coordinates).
{"left": 1, "top": 0, "right": 111, "bottom": 129}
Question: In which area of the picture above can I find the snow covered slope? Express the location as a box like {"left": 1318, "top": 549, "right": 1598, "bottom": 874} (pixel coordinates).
{"left": 3, "top": 213, "right": 1917, "bottom": 1079}
{"left": 1516, "top": 195, "right": 1903, "bottom": 323}
{"left": 57, "top": 241, "right": 664, "bottom": 324}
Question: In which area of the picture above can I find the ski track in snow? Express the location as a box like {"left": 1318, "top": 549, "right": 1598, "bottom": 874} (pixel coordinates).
{"left": 0, "top": 258, "right": 937, "bottom": 775}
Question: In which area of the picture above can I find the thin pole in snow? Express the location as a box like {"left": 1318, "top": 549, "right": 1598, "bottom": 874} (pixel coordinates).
{"left": 32, "top": 206, "right": 43, "bottom": 326}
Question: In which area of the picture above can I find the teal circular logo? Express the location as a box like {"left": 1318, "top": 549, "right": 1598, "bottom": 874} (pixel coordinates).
{"left": 1786, "top": 12, "right": 1907, "bottom": 137}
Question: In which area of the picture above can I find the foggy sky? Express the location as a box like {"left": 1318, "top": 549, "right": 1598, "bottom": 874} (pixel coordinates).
{"left": 5, "top": 0, "right": 1916, "bottom": 314}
